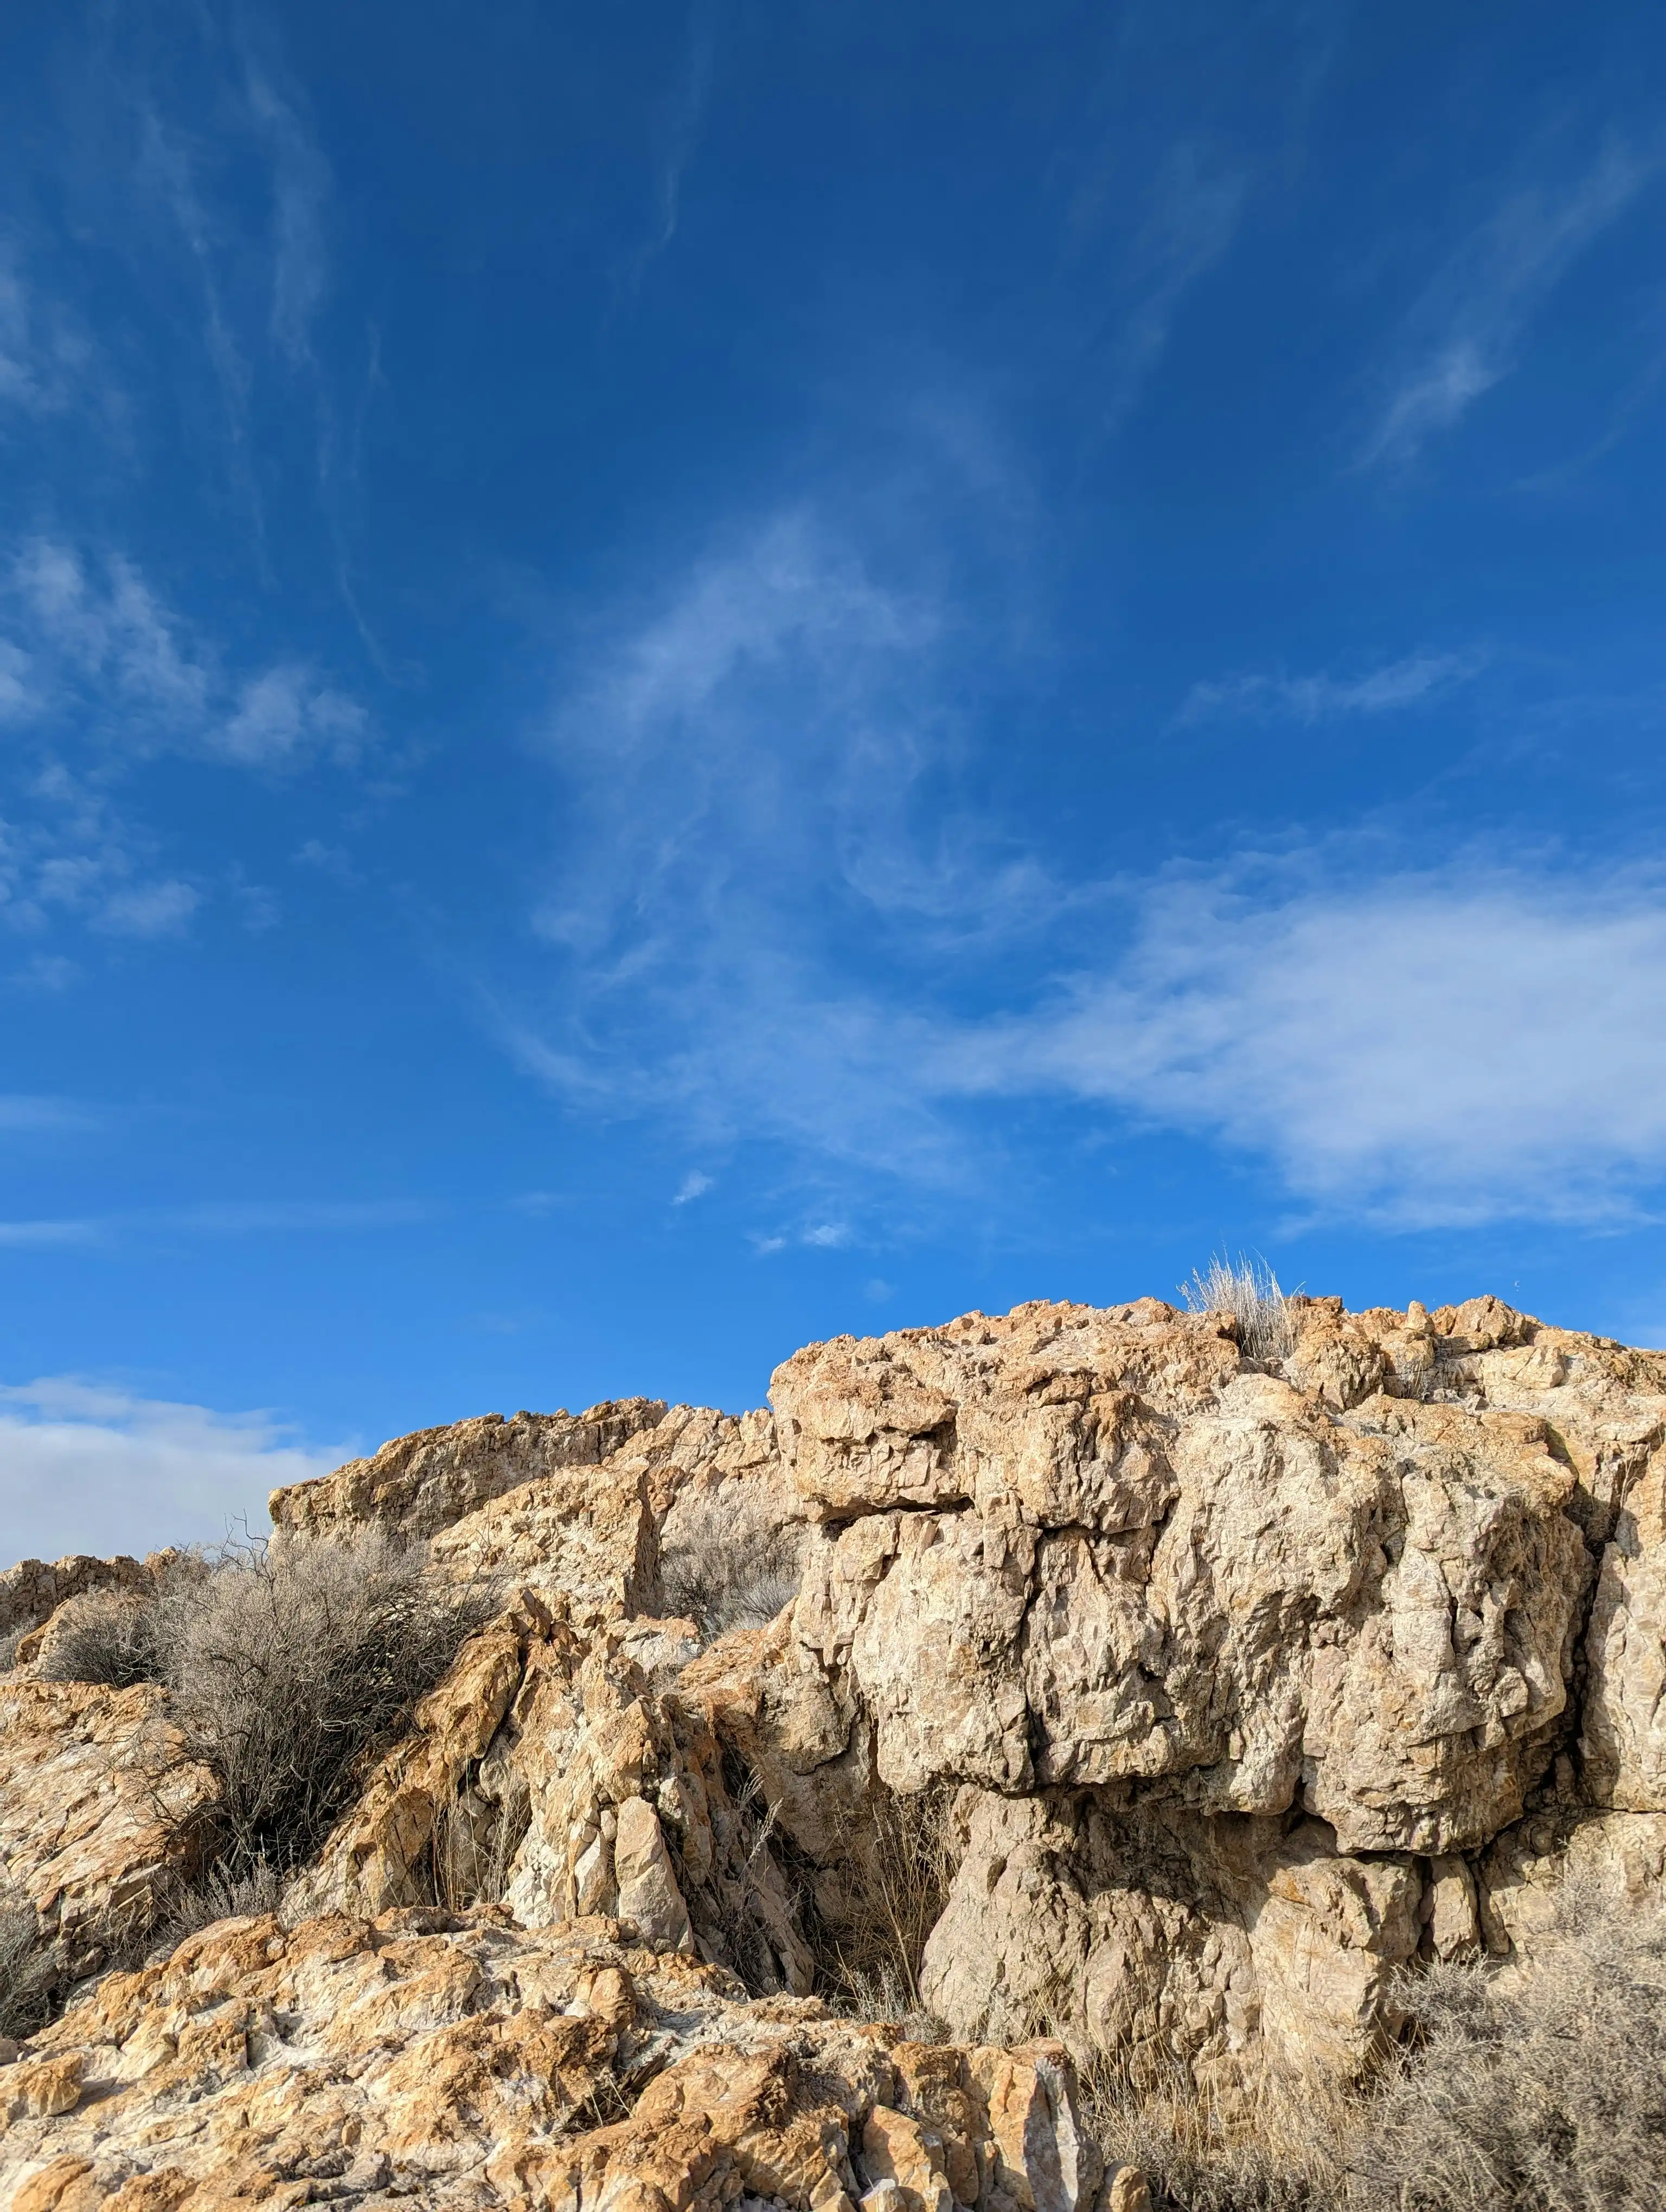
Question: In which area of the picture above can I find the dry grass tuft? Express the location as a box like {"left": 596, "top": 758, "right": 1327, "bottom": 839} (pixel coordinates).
{"left": 659, "top": 1485, "right": 805, "bottom": 1641}
{"left": 146, "top": 1856, "right": 289, "bottom": 1958}
{"left": 424, "top": 1773, "right": 534, "bottom": 1912}
{"left": 1349, "top": 1887, "right": 1666, "bottom": 2212}
{"left": 813, "top": 1780, "right": 958, "bottom": 2036}
{"left": 1180, "top": 1253, "right": 1294, "bottom": 1363}
{"left": 0, "top": 1889, "right": 62, "bottom": 2041}
{"left": 1082, "top": 2055, "right": 1350, "bottom": 2212}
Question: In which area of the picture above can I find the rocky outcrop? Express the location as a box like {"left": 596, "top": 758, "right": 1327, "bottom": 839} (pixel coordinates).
{"left": 4, "top": 1287, "right": 1666, "bottom": 2198}
{"left": 0, "top": 1906, "right": 1100, "bottom": 2212}
{"left": 0, "top": 1681, "right": 213, "bottom": 1976}
{"left": 0, "top": 1557, "right": 153, "bottom": 1650}
{"left": 258, "top": 1292, "right": 1666, "bottom": 2095}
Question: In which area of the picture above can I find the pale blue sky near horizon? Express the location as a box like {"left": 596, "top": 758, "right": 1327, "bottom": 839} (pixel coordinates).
{"left": 7, "top": 0, "right": 1666, "bottom": 1558}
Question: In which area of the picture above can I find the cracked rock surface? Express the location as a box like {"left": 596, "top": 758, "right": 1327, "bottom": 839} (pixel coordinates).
{"left": 4, "top": 1290, "right": 1666, "bottom": 2203}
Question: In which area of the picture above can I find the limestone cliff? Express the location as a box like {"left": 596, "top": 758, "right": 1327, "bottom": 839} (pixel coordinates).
{"left": 3, "top": 1290, "right": 1664, "bottom": 2208}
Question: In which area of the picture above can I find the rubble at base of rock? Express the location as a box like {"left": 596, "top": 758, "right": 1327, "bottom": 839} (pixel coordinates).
{"left": 0, "top": 1907, "right": 1097, "bottom": 2212}
{"left": 2, "top": 1289, "right": 1665, "bottom": 2207}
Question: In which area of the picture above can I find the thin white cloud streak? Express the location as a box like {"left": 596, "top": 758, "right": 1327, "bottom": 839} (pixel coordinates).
{"left": 1178, "top": 649, "right": 1483, "bottom": 725}
{"left": 1361, "top": 142, "right": 1654, "bottom": 469}
{"left": 0, "top": 1377, "right": 345, "bottom": 1562}
{"left": 0, "top": 1095, "right": 95, "bottom": 1134}
{"left": 241, "top": 65, "right": 331, "bottom": 366}
{"left": 938, "top": 870, "right": 1666, "bottom": 1226}
{"left": 1100, "top": 142, "right": 1246, "bottom": 432}
{"left": 0, "top": 245, "right": 94, "bottom": 416}
{"left": 0, "top": 1199, "right": 434, "bottom": 1249}
{"left": 0, "top": 1220, "right": 99, "bottom": 1249}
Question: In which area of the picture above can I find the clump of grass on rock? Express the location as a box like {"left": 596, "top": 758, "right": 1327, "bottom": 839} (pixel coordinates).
{"left": 1180, "top": 1252, "right": 1293, "bottom": 1364}
{"left": 659, "top": 1484, "right": 805, "bottom": 1641}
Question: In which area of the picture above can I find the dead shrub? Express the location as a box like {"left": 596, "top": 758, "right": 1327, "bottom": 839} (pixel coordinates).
{"left": 157, "top": 1531, "right": 497, "bottom": 1873}
{"left": 1180, "top": 1253, "right": 1293, "bottom": 1364}
{"left": 659, "top": 1485, "right": 805, "bottom": 1641}
{"left": 1350, "top": 1888, "right": 1666, "bottom": 2212}
{"left": 35, "top": 1586, "right": 169, "bottom": 1688}
{"left": 0, "top": 1889, "right": 62, "bottom": 2041}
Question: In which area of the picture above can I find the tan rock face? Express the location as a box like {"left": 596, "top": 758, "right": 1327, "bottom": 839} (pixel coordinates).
{"left": 763, "top": 1294, "right": 1666, "bottom": 2078}
{"left": 0, "top": 1681, "right": 214, "bottom": 1973}
{"left": 268, "top": 1398, "right": 674, "bottom": 1545}
{"left": 7, "top": 1284, "right": 1666, "bottom": 2154}
{"left": 0, "top": 1555, "right": 155, "bottom": 1648}
{"left": 0, "top": 1906, "right": 1099, "bottom": 2212}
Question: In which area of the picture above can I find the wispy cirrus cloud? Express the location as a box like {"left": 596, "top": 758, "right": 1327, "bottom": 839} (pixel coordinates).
{"left": 1360, "top": 140, "right": 1655, "bottom": 470}
{"left": 1098, "top": 140, "right": 1247, "bottom": 433}
{"left": 1177, "top": 648, "right": 1484, "bottom": 725}
{"left": 0, "top": 243, "right": 96, "bottom": 418}
{"left": 3, "top": 539, "right": 366, "bottom": 766}
{"left": 0, "top": 1376, "right": 348, "bottom": 1561}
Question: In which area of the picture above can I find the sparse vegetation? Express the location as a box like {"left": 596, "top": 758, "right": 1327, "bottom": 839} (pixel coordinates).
{"left": 35, "top": 1584, "right": 171, "bottom": 1689}
{"left": 659, "top": 1484, "right": 805, "bottom": 1640}
{"left": 424, "top": 1773, "right": 533, "bottom": 1912}
{"left": 157, "top": 1531, "right": 497, "bottom": 1872}
{"left": 0, "top": 1890, "right": 61, "bottom": 2041}
{"left": 1082, "top": 2056, "right": 1348, "bottom": 2212}
{"left": 1079, "top": 1888, "right": 1666, "bottom": 2211}
{"left": 1180, "top": 1253, "right": 1294, "bottom": 1363}
{"left": 812, "top": 1780, "right": 957, "bottom": 2036}
{"left": 1350, "top": 1889, "right": 1666, "bottom": 2212}
{"left": 146, "top": 1856, "right": 288, "bottom": 1958}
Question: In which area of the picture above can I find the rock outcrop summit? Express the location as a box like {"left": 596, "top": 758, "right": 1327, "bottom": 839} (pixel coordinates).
{"left": 2, "top": 1290, "right": 1664, "bottom": 2209}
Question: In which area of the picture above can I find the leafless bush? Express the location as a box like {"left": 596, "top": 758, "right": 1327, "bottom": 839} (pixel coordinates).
{"left": 35, "top": 1586, "right": 168, "bottom": 1688}
{"left": 0, "top": 1890, "right": 62, "bottom": 2041}
{"left": 1180, "top": 1253, "right": 1293, "bottom": 1363}
{"left": 158, "top": 1531, "right": 497, "bottom": 1872}
{"left": 659, "top": 1486, "right": 805, "bottom": 1641}
{"left": 813, "top": 1780, "right": 957, "bottom": 2034}
{"left": 1350, "top": 1888, "right": 1666, "bottom": 2212}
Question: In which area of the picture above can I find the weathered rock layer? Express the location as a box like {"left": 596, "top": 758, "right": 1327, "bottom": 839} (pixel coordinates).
{"left": 4, "top": 1290, "right": 1665, "bottom": 2205}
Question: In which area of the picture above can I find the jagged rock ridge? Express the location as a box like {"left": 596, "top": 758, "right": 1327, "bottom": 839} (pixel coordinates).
{"left": 2, "top": 1290, "right": 1665, "bottom": 2207}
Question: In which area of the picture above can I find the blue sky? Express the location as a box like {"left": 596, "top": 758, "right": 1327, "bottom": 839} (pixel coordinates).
{"left": 6, "top": 0, "right": 1666, "bottom": 1556}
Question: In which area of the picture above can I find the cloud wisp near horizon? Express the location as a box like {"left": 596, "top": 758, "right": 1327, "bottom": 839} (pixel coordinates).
{"left": 7, "top": 0, "right": 1666, "bottom": 1555}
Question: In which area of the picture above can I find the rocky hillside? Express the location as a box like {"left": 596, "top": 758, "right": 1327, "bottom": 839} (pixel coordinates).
{"left": 2, "top": 1290, "right": 1664, "bottom": 2208}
